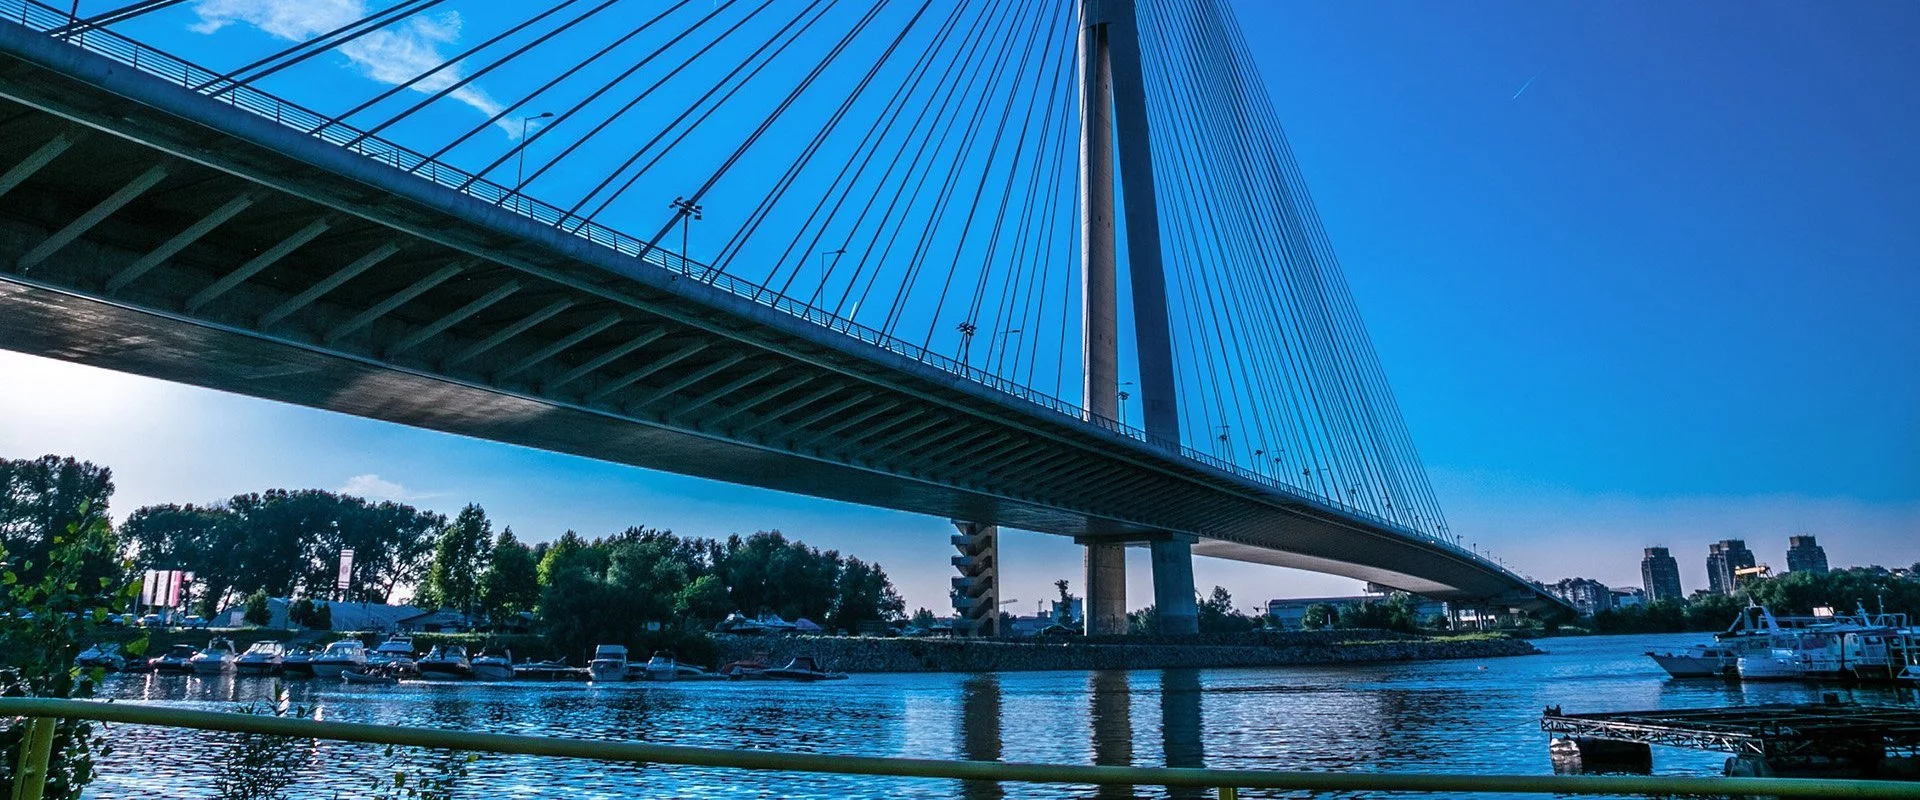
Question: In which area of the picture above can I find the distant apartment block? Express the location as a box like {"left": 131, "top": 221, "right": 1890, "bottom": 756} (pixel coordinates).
{"left": 1640, "top": 547, "right": 1683, "bottom": 603}
{"left": 1706, "top": 539, "right": 1757, "bottom": 595}
{"left": 1548, "top": 578, "right": 1613, "bottom": 617}
{"left": 1611, "top": 587, "right": 1646, "bottom": 609}
{"left": 1786, "top": 535, "right": 1830, "bottom": 575}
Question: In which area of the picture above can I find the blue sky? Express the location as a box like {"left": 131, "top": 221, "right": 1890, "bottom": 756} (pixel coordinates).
{"left": 4, "top": 1, "right": 1916, "bottom": 612}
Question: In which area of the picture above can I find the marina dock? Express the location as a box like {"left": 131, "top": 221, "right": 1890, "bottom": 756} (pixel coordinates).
{"left": 1542, "top": 701, "right": 1920, "bottom": 778}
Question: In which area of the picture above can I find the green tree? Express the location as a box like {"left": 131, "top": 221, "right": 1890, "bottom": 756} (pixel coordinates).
{"left": 478, "top": 529, "right": 541, "bottom": 624}
{"left": 418, "top": 505, "right": 493, "bottom": 616}
{"left": 243, "top": 589, "right": 272, "bottom": 627}
{"left": 0, "top": 455, "right": 118, "bottom": 589}
{"left": 829, "top": 557, "right": 905, "bottom": 632}
{"left": 308, "top": 603, "right": 332, "bottom": 631}
{"left": 674, "top": 574, "right": 734, "bottom": 627}
{"left": 909, "top": 607, "right": 937, "bottom": 629}
{"left": 288, "top": 598, "right": 314, "bottom": 628}
{"left": 1197, "top": 586, "right": 1257, "bottom": 633}
{"left": 1301, "top": 602, "right": 1338, "bottom": 630}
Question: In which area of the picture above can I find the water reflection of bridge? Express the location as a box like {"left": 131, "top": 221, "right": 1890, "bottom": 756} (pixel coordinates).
{"left": 959, "top": 670, "right": 1206, "bottom": 799}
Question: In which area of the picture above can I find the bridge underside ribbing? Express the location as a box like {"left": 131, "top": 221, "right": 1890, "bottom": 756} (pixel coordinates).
{"left": 0, "top": 21, "right": 1558, "bottom": 611}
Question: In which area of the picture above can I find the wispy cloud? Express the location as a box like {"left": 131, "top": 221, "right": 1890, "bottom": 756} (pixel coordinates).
{"left": 1511, "top": 67, "right": 1544, "bottom": 100}
{"left": 190, "top": 0, "right": 507, "bottom": 126}
{"left": 339, "top": 473, "right": 428, "bottom": 503}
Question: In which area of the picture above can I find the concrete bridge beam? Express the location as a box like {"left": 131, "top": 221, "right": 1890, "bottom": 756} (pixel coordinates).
{"left": 1150, "top": 535, "right": 1199, "bottom": 634}
{"left": 1084, "top": 539, "right": 1127, "bottom": 636}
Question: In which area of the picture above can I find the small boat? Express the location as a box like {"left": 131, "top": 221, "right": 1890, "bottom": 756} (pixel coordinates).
{"left": 760, "top": 656, "right": 846, "bottom": 682}
{"left": 513, "top": 660, "right": 587, "bottom": 681}
{"left": 341, "top": 668, "right": 398, "bottom": 686}
{"left": 234, "top": 641, "right": 285, "bottom": 676}
{"left": 189, "top": 637, "right": 238, "bottom": 675}
{"left": 77, "top": 644, "right": 127, "bottom": 671}
{"left": 471, "top": 650, "right": 514, "bottom": 681}
{"left": 311, "top": 640, "right": 369, "bottom": 679}
{"left": 281, "top": 645, "right": 318, "bottom": 677}
{"left": 148, "top": 644, "right": 198, "bottom": 673}
{"left": 415, "top": 645, "right": 473, "bottom": 680}
{"left": 639, "top": 650, "right": 716, "bottom": 682}
{"left": 370, "top": 633, "right": 416, "bottom": 662}
{"left": 588, "top": 644, "right": 629, "bottom": 683}
{"left": 719, "top": 652, "right": 770, "bottom": 679}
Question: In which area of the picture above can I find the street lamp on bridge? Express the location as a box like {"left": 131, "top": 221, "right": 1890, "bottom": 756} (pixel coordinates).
{"left": 514, "top": 111, "right": 554, "bottom": 196}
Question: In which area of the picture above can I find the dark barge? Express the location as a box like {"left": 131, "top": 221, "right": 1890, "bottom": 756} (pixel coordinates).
{"left": 1542, "top": 701, "right": 1920, "bottom": 779}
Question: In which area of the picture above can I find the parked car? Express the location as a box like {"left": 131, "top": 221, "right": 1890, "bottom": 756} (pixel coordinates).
{"left": 181, "top": 615, "right": 209, "bottom": 629}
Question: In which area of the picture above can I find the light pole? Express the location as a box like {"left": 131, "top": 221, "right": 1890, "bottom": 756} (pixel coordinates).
{"left": 515, "top": 111, "right": 554, "bottom": 196}
{"left": 955, "top": 321, "right": 978, "bottom": 362}
{"left": 669, "top": 196, "right": 704, "bottom": 270}
{"left": 816, "top": 247, "right": 846, "bottom": 305}
{"left": 1117, "top": 381, "right": 1134, "bottom": 421}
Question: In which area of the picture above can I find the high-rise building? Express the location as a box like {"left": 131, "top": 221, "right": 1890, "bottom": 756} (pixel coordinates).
{"left": 1641, "top": 547, "right": 1683, "bottom": 603}
{"left": 1548, "top": 578, "right": 1613, "bottom": 617}
{"left": 1706, "top": 539, "right": 1757, "bottom": 595}
{"left": 1786, "top": 535, "right": 1830, "bottom": 575}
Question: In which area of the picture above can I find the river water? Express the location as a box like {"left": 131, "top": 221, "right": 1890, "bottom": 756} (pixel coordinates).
{"left": 83, "top": 633, "right": 1919, "bottom": 798}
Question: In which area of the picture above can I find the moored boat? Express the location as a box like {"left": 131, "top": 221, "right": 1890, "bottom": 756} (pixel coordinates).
{"left": 588, "top": 644, "right": 629, "bottom": 683}
{"left": 281, "top": 645, "right": 318, "bottom": 677}
{"left": 188, "top": 637, "right": 238, "bottom": 675}
{"left": 341, "top": 667, "right": 398, "bottom": 686}
{"left": 760, "top": 656, "right": 846, "bottom": 682}
{"left": 638, "top": 651, "right": 718, "bottom": 682}
{"left": 471, "top": 650, "right": 514, "bottom": 681}
{"left": 148, "top": 644, "right": 198, "bottom": 673}
{"left": 416, "top": 645, "right": 473, "bottom": 680}
{"left": 368, "top": 634, "right": 417, "bottom": 669}
{"left": 311, "top": 640, "right": 369, "bottom": 679}
{"left": 77, "top": 644, "right": 127, "bottom": 671}
{"left": 234, "top": 641, "right": 285, "bottom": 676}
{"left": 719, "top": 652, "right": 770, "bottom": 679}
{"left": 513, "top": 659, "right": 586, "bottom": 681}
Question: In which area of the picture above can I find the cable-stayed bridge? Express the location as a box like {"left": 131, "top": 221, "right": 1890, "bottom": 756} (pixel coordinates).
{"left": 0, "top": 0, "right": 1568, "bottom": 633}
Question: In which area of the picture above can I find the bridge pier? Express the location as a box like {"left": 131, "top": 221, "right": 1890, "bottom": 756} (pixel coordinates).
{"left": 951, "top": 521, "right": 1000, "bottom": 637}
{"left": 1150, "top": 535, "right": 1198, "bottom": 634}
{"left": 1084, "top": 540, "right": 1128, "bottom": 636}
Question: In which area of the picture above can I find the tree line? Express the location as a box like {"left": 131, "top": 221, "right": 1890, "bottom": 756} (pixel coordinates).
{"left": 1, "top": 454, "right": 907, "bottom": 645}
{"left": 1591, "top": 568, "right": 1920, "bottom": 634}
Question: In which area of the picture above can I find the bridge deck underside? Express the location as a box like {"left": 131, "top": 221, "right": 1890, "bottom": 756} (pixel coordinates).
{"left": 0, "top": 24, "right": 1559, "bottom": 611}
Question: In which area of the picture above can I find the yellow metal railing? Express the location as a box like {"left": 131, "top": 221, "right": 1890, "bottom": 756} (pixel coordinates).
{"left": 5, "top": 697, "right": 1919, "bottom": 798}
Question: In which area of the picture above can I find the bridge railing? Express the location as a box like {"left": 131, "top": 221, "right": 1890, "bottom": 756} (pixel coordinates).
{"left": 2, "top": 1, "right": 1550, "bottom": 588}
{"left": 5, "top": 698, "right": 1916, "bottom": 799}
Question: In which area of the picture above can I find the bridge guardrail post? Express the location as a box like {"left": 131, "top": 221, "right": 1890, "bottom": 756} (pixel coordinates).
{"left": 10, "top": 715, "right": 56, "bottom": 800}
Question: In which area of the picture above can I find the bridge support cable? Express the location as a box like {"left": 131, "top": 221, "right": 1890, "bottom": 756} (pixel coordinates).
{"left": 192, "top": 0, "right": 452, "bottom": 97}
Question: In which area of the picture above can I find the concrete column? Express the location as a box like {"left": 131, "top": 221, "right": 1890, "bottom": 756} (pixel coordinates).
{"left": 951, "top": 520, "right": 999, "bottom": 637}
{"left": 1078, "top": 1, "right": 1128, "bottom": 639}
{"left": 1078, "top": 2, "right": 1119, "bottom": 429}
{"left": 1150, "top": 536, "right": 1198, "bottom": 634}
{"left": 1084, "top": 539, "right": 1127, "bottom": 636}
{"left": 1102, "top": 0, "right": 1181, "bottom": 450}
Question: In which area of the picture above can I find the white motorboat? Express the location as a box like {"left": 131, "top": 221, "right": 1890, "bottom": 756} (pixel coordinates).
{"left": 638, "top": 651, "right": 715, "bottom": 682}
{"left": 188, "top": 637, "right": 238, "bottom": 675}
{"left": 588, "top": 644, "right": 629, "bottom": 683}
{"left": 416, "top": 645, "right": 473, "bottom": 680}
{"left": 471, "top": 651, "right": 514, "bottom": 681}
{"left": 368, "top": 634, "right": 416, "bottom": 668}
{"left": 234, "top": 641, "right": 285, "bottom": 676}
{"left": 760, "top": 655, "right": 847, "bottom": 681}
{"left": 77, "top": 644, "right": 127, "bottom": 672}
{"left": 148, "top": 644, "right": 198, "bottom": 673}
{"left": 1647, "top": 603, "right": 1782, "bottom": 679}
{"left": 281, "top": 645, "right": 318, "bottom": 677}
{"left": 311, "top": 640, "right": 370, "bottom": 679}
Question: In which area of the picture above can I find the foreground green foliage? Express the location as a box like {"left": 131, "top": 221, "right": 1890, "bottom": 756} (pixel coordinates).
{"left": 0, "top": 490, "right": 142, "bottom": 799}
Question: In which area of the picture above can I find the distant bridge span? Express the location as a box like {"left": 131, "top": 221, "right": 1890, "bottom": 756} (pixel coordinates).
{"left": 0, "top": 15, "right": 1565, "bottom": 617}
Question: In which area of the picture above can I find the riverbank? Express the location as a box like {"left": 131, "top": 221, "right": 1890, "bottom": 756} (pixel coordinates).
{"left": 715, "top": 629, "right": 1539, "bottom": 673}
